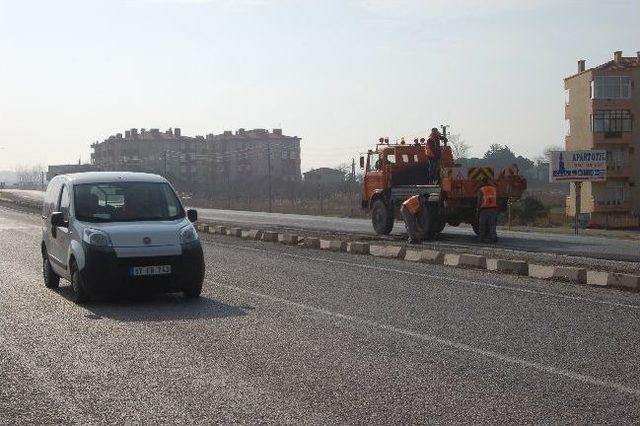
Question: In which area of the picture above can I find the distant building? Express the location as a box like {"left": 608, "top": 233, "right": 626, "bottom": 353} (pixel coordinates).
{"left": 47, "top": 163, "right": 97, "bottom": 181}
{"left": 303, "top": 167, "right": 345, "bottom": 185}
{"left": 90, "top": 128, "right": 301, "bottom": 191}
{"left": 564, "top": 50, "right": 640, "bottom": 226}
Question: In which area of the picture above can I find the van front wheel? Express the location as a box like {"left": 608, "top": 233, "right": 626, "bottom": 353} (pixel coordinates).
{"left": 71, "top": 263, "right": 90, "bottom": 304}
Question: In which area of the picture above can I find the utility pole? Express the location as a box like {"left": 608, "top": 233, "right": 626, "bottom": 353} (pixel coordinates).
{"left": 267, "top": 143, "right": 272, "bottom": 213}
{"left": 163, "top": 150, "right": 168, "bottom": 177}
{"left": 350, "top": 158, "right": 356, "bottom": 217}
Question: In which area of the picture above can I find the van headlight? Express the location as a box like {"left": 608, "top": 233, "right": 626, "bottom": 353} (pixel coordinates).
{"left": 83, "top": 228, "right": 112, "bottom": 247}
{"left": 179, "top": 225, "right": 199, "bottom": 244}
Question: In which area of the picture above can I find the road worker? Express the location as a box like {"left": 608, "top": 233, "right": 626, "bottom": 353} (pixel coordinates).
{"left": 400, "top": 194, "right": 428, "bottom": 244}
{"left": 425, "top": 128, "right": 447, "bottom": 184}
{"left": 476, "top": 177, "right": 498, "bottom": 243}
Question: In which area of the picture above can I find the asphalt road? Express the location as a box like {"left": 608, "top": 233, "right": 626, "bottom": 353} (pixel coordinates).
{"left": 3, "top": 206, "right": 640, "bottom": 424}
{"left": 3, "top": 189, "right": 640, "bottom": 262}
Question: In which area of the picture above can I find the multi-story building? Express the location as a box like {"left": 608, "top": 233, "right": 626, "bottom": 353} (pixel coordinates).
{"left": 564, "top": 50, "right": 640, "bottom": 227}
{"left": 90, "top": 128, "right": 301, "bottom": 192}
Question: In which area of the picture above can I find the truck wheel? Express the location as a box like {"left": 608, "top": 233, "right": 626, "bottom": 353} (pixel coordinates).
{"left": 422, "top": 203, "right": 439, "bottom": 240}
{"left": 371, "top": 199, "right": 394, "bottom": 235}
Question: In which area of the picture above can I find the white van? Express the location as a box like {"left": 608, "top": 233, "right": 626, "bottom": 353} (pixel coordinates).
{"left": 41, "top": 172, "right": 204, "bottom": 303}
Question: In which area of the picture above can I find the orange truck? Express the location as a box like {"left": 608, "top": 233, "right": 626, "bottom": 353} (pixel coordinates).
{"left": 359, "top": 132, "right": 527, "bottom": 239}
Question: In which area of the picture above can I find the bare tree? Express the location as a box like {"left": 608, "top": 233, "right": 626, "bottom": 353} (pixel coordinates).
{"left": 14, "top": 164, "right": 45, "bottom": 189}
{"left": 448, "top": 134, "right": 470, "bottom": 160}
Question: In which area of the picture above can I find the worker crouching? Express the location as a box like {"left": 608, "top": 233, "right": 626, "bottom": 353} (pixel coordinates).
{"left": 476, "top": 177, "right": 498, "bottom": 243}
{"left": 400, "top": 194, "right": 429, "bottom": 244}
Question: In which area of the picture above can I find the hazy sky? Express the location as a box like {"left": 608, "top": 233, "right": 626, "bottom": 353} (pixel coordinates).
{"left": 0, "top": 0, "right": 638, "bottom": 171}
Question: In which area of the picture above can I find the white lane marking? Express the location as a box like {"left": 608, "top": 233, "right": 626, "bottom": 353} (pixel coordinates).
{"left": 204, "top": 240, "right": 640, "bottom": 311}
{"left": 208, "top": 279, "right": 640, "bottom": 398}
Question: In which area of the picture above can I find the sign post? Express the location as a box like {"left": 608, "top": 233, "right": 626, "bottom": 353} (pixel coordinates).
{"left": 574, "top": 181, "right": 581, "bottom": 235}
{"left": 549, "top": 150, "right": 607, "bottom": 235}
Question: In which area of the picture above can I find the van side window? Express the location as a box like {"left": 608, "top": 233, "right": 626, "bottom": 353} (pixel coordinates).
{"left": 59, "top": 185, "right": 70, "bottom": 222}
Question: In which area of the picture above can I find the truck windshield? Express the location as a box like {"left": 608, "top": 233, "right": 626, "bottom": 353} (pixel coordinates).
{"left": 74, "top": 182, "right": 185, "bottom": 222}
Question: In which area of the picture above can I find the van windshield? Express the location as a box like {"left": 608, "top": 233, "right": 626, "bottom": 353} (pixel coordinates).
{"left": 74, "top": 182, "right": 185, "bottom": 222}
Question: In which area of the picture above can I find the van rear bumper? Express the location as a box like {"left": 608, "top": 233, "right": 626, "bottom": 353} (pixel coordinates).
{"left": 80, "top": 241, "right": 204, "bottom": 295}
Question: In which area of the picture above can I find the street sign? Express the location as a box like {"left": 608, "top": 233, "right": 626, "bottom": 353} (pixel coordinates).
{"left": 549, "top": 150, "right": 607, "bottom": 182}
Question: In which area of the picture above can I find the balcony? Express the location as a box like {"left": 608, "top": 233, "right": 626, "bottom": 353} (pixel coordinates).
{"left": 606, "top": 164, "right": 633, "bottom": 178}
{"left": 591, "top": 199, "right": 632, "bottom": 212}
{"left": 593, "top": 131, "right": 633, "bottom": 145}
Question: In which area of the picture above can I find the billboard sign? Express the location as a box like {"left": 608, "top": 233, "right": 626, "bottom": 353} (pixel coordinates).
{"left": 549, "top": 150, "right": 607, "bottom": 182}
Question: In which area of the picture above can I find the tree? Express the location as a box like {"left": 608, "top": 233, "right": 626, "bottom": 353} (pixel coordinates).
{"left": 14, "top": 164, "right": 45, "bottom": 189}
{"left": 448, "top": 134, "right": 470, "bottom": 160}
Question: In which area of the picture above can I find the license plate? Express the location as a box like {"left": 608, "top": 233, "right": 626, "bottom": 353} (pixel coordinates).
{"left": 130, "top": 265, "right": 172, "bottom": 277}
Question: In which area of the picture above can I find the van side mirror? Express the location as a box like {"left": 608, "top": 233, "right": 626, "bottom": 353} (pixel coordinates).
{"left": 51, "top": 212, "right": 66, "bottom": 227}
{"left": 187, "top": 209, "right": 198, "bottom": 223}
{"left": 359, "top": 156, "right": 365, "bottom": 169}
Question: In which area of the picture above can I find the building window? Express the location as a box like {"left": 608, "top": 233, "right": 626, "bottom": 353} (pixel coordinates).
{"left": 591, "top": 110, "right": 633, "bottom": 132}
{"left": 592, "top": 76, "right": 631, "bottom": 99}
{"left": 564, "top": 89, "right": 570, "bottom": 105}
{"left": 565, "top": 119, "right": 571, "bottom": 137}
{"left": 607, "top": 150, "right": 625, "bottom": 169}
{"left": 602, "top": 181, "right": 627, "bottom": 205}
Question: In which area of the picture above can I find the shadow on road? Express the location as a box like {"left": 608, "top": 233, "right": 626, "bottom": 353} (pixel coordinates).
{"left": 54, "top": 285, "right": 247, "bottom": 322}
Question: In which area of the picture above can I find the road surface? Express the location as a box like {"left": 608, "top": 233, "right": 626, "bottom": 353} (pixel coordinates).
{"left": 3, "top": 189, "right": 640, "bottom": 262}
{"left": 2, "top": 205, "right": 640, "bottom": 423}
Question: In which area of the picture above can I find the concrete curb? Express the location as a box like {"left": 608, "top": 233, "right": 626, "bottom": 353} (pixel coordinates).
{"left": 347, "top": 242, "right": 370, "bottom": 255}
{"left": 196, "top": 221, "right": 640, "bottom": 292}
{"left": 320, "top": 239, "right": 347, "bottom": 252}
{"left": 404, "top": 249, "right": 444, "bottom": 264}
{"left": 369, "top": 244, "right": 406, "bottom": 259}
{"left": 279, "top": 233, "right": 300, "bottom": 245}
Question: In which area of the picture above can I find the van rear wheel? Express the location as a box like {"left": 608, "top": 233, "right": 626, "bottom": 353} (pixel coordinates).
{"left": 42, "top": 256, "right": 60, "bottom": 289}
{"left": 371, "top": 199, "right": 394, "bottom": 235}
{"left": 183, "top": 281, "right": 203, "bottom": 299}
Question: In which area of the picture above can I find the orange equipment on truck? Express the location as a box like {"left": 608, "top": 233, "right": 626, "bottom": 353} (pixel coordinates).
{"left": 359, "top": 127, "right": 527, "bottom": 239}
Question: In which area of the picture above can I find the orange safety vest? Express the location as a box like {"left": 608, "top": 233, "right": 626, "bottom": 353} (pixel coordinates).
{"left": 479, "top": 185, "right": 497, "bottom": 209}
{"left": 402, "top": 195, "right": 421, "bottom": 214}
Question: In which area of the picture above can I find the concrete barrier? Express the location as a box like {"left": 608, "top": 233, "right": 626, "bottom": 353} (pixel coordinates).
{"left": 587, "top": 271, "right": 640, "bottom": 289}
{"left": 458, "top": 254, "right": 487, "bottom": 269}
{"left": 262, "top": 231, "right": 279, "bottom": 242}
{"left": 347, "top": 242, "right": 370, "bottom": 255}
{"left": 242, "top": 229, "right": 263, "bottom": 240}
{"left": 227, "top": 227, "right": 243, "bottom": 237}
{"left": 491, "top": 259, "right": 528, "bottom": 275}
{"left": 214, "top": 225, "right": 227, "bottom": 235}
{"left": 586, "top": 271, "right": 610, "bottom": 287}
{"left": 279, "top": 233, "right": 299, "bottom": 245}
{"left": 528, "top": 264, "right": 554, "bottom": 279}
{"left": 369, "top": 244, "right": 406, "bottom": 259}
{"left": 553, "top": 266, "right": 587, "bottom": 284}
{"left": 320, "top": 239, "right": 347, "bottom": 252}
{"left": 303, "top": 237, "right": 321, "bottom": 249}
{"left": 444, "top": 254, "right": 460, "bottom": 266}
{"left": 404, "top": 249, "right": 444, "bottom": 264}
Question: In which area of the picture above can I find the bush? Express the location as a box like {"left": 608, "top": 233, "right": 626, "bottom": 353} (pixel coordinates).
{"left": 512, "top": 196, "right": 547, "bottom": 223}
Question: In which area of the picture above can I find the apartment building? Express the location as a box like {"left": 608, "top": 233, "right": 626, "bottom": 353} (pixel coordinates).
{"left": 564, "top": 50, "right": 640, "bottom": 227}
{"left": 90, "top": 127, "right": 301, "bottom": 192}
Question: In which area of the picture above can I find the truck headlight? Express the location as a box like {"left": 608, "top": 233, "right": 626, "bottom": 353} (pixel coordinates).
{"left": 83, "top": 228, "right": 112, "bottom": 247}
{"left": 179, "top": 225, "right": 199, "bottom": 244}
